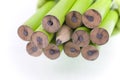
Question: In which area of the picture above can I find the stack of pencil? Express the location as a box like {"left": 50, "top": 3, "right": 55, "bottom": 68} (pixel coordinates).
{"left": 18, "top": 0, "right": 120, "bottom": 61}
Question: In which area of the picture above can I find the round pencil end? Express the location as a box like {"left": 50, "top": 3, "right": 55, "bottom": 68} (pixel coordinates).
{"left": 42, "top": 15, "right": 60, "bottom": 33}
{"left": 18, "top": 25, "right": 33, "bottom": 41}
{"left": 65, "top": 11, "right": 82, "bottom": 29}
{"left": 81, "top": 45, "right": 99, "bottom": 61}
{"left": 26, "top": 42, "right": 42, "bottom": 57}
{"left": 90, "top": 28, "right": 109, "bottom": 45}
{"left": 43, "top": 44, "right": 60, "bottom": 60}
{"left": 82, "top": 9, "right": 101, "bottom": 29}
{"left": 64, "top": 42, "right": 80, "bottom": 58}
{"left": 72, "top": 30, "right": 90, "bottom": 47}
{"left": 31, "top": 31, "right": 49, "bottom": 49}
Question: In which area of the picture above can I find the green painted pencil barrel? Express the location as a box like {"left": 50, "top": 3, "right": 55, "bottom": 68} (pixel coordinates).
{"left": 90, "top": 10, "right": 118, "bottom": 45}
{"left": 42, "top": 0, "right": 76, "bottom": 33}
{"left": 18, "top": 1, "right": 55, "bottom": 41}
{"left": 65, "top": 0, "right": 93, "bottom": 29}
{"left": 82, "top": 0, "right": 112, "bottom": 29}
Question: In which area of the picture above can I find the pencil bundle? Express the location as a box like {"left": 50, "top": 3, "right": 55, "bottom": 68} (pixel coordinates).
{"left": 18, "top": 0, "right": 120, "bottom": 61}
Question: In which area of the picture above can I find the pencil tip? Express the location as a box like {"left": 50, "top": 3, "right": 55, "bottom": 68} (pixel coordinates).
{"left": 56, "top": 39, "right": 62, "bottom": 46}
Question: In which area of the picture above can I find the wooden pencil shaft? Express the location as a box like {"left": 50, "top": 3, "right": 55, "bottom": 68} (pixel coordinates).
{"left": 31, "top": 24, "right": 54, "bottom": 49}
{"left": 43, "top": 43, "right": 63, "bottom": 60}
{"left": 64, "top": 41, "right": 80, "bottom": 58}
{"left": 72, "top": 27, "right": 90, "bottom": 47}
{"left": 36, "top": 25, "right": 54, "bottom": 42}
{"left": 56, "top": 25, "right": 72, "bottom": 45}
{"left": 65, "top": 11, "right": 82, "bottom": 29}
{"left": 81, "top": 45, "right": 99, "bottom": 61}
{"left": 26, "top": 42, "right": 42, "bottom": 57}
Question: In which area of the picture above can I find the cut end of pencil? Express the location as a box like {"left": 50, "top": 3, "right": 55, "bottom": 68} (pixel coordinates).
{"left": 65, "top": 11, "right": 82, "bottom": 29}
{"left": 42, "top": 15, "right": 60, "bottom": 33}
{"left": 43, "top": 44, "right": 60, "bottom": 60}
{"left": 18, "top": 25, "right": 33, "bottom": 41}
{"left": 81, "top": 45, "right": 99, "bottom": 61}
{"left": 82, "top": 9, "right": 101, "bottom": 29}
{"left": 72, "top": 30, "right": 90, "bottom": 47}
{"left": 26, "top": 42, "right": 42, "bottom": 57}
{"left": 31, "top": 31, "right": 49, "bottom": 49}
{"left": 64, "top": 41, "right": 80, "bottom": 58}
{"left": 90, "top": 28, "right": 109, "bottom": 45}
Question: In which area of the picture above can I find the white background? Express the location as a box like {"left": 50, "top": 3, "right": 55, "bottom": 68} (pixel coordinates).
{"left": 0, "top": 0, "right": 120, "bottom": 80}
